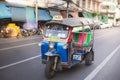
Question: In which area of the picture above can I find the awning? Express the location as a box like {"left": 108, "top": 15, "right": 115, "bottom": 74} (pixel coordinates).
{"left": 87, "top": 13, "right": 93, "bottom": 19}
{"left": 25, "top": 7, "right": 36, "bottom": 22}
{"left": 38, "top": 9, "right": 52, "bottom": 21}
{"left": 0, "top": 3, "right": 11, "bottom": 19}
{"left": 82, "top": 12, "right": 88, "bottom": 18}
{"left": 82, "top": 12, "right": 93, "bottom": 19}
{"left": 9, "top": 7, "right": 52, "bottom": 22}
{"left": 10, "top": 7, "right": 36, "bottom": 22}
{"left": 102, "top": 16, "right": 108, "bottom": 23}
{"left": 98, "top": 14, "right": 103, "bottom": 21}
{"left": 10, "top": 7, "right": 26, "bottom": 22}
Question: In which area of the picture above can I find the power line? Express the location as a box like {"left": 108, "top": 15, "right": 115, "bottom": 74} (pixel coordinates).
{"left": 48, "top": 2, "right": 66, "bottom": 8}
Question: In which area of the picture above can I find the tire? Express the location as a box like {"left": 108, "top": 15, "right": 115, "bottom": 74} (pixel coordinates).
{"left": 45, "top": 59, "right": 55, "bottom": 79}
{"left": 85, "top": 50, "right": 94, "bottom": 65}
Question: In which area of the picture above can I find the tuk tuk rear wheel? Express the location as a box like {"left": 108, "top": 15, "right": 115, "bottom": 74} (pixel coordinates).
{"left": 85, "top": 50, "right": 94, "bottom": 65}
{"left": 45, "top": 59, "right": 55, "bottom": 79}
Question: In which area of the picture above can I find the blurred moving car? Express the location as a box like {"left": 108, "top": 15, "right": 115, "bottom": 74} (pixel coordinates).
{"left": 114, "top": 22, "right": 120, "bottom": 27}
{"left": 100, "top": 23, "right": 112, "bottom": 29}
{"left": 90, "top": 21, "right": 102, "bottom": 30}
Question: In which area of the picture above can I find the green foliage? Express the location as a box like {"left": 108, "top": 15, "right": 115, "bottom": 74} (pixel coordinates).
{"left": 92, "top": 12, "right": 99, "bottom": 17}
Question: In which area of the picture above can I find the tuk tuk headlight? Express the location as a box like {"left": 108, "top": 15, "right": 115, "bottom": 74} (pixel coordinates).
{"left": 38, "top": 42, "right": 42, "bottom": 46}
{"left": 63, "top": 44, "right": 68, "bottom": 49}
{"left": 49, "top": 43, "right": 54, "bottom": 48}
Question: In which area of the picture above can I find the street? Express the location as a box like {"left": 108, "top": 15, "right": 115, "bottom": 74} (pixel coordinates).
{"left": 0, "top": 27, "right": 120, "bottom": 80}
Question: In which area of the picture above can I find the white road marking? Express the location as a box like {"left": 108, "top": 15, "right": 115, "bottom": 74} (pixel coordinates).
{"left": 0, "top": 29, "right": 118, "bottom": 51}
{"left": 84, "top": 44, "right": 120, "bottom": 80}
{"left": 0, "top": 35, "right": 104, "bottom": 51}
{"left": 0, "top": 43, "right": 37, "bottom": 51}
{"left": 94, "top": 35, "right": 106, "bottom": 40}
{"left": 0, "top": 30, "right": 118, "bottom": 69}
{"left": 0, "top": 55, "right": 41, "bottom": 70}
{"left": 0, "top": 36, "right": 40, "bottom": 44}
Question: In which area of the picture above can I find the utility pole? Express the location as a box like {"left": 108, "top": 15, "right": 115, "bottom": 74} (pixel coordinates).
{"left": 76, "top": 0, "right": 80, "bottom": 13}
{"left": 35, "top": 0, "right": 38, "bottom": 28}
{"left": 76, "top": 0, "right": 80, "bottom": 7}
{"left": 66, "top": 0, "right": 69, "bottom": 18}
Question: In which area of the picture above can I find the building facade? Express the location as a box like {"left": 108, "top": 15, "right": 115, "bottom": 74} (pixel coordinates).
{"left": 73, "top": 0, "right": 118, "bottom": 24}
{"left": 73, "top": 0, "right": 103, "bottom": 13}
{"left": 99, "top": 0, "right": 118, "bottom": 24}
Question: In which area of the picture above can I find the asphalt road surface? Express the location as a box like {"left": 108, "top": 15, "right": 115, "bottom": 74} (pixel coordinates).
{"left": 0, "top": 27, "right": 120, "bottom": 80}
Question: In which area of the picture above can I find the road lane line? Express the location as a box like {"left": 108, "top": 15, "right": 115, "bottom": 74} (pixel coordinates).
{"left": 0, "top": 55, "right": 41, "bottom": 70}
{"left": 0, "top": 35, "right": 105, "bottom": 51}
{"left": 94, "top": 35, "right": 106, "bottom": 40}
{"left": 84, "top": 44, "right": 120, "bottom": 80}
{"left": 0, "top": 30, "right": 118, "bottom": 70}
{"left": 0, "top": 43, "right": 37, "bottom": 51}
{"left": 0, "top": 36, "right": 40, "bottom": 44}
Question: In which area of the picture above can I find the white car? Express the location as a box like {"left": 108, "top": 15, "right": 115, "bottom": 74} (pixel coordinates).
{"left": 115, "top": 22, "right": 120, "bottom": 27}
{"left": 100, "top": 23, "right": 112, "bottom": 29}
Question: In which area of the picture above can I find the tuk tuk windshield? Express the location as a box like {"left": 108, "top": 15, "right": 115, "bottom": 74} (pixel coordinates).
{"left": 44, "top": 24, "right": 69, "bottom": 39}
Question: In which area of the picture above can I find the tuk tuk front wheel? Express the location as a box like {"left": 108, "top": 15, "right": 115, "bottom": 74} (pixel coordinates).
{"left": 45, "top": 59, "right": 55, "bottom": 79}
{"left": 85, "top": 50, "right": 94, "bottom": 65}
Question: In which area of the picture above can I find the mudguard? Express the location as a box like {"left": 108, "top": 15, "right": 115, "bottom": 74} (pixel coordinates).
{"left": 45, "top": 52, "right": 59, "bottom": 56}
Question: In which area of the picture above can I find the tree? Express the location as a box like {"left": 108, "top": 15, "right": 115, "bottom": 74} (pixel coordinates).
{"left": 92, "top": 12, "right": 99, "bottom": 17}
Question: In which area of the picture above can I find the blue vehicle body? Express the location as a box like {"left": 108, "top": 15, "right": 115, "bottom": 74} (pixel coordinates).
{"left": 41, "top": 41, "right": 68, "bottom": 63}
{"left": 41, "top": 41, "right": 87, "bottom": 67}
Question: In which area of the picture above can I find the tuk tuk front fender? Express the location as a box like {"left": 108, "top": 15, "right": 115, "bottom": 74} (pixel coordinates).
{"left": 45, "top": 52, "right": 60, "bottom": 71}
{"left": 45, "top": 52, "right": 59, "bottom": 57}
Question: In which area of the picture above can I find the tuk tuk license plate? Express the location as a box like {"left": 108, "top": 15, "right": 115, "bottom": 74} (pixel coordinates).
{"left": 73, "top": 54, "right": 81, "bottom": 61}
{"left": 49, "top": 36, "right": 60, "bottom": 42}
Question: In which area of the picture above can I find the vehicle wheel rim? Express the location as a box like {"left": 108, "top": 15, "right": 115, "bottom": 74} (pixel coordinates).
{"left": 49, "top": 64, "right": 55, "bottom": 76}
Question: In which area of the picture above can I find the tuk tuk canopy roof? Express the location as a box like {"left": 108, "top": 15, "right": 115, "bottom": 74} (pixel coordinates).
{"left": 46, "top": 18, "right": 90, "bottom": 27}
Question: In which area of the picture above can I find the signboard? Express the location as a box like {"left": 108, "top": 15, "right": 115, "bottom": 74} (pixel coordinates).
{"left": 53, "top": 15, "right": 63, "bottom": 20}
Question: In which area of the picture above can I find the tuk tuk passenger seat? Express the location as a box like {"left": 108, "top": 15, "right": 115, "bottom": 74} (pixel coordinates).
{"left": 72, "top": 32, "right": 92, "bottom": 47}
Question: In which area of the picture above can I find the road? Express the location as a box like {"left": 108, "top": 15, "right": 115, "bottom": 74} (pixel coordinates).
{"left": 0, "top": 27, "right": 120, "bottom": 80}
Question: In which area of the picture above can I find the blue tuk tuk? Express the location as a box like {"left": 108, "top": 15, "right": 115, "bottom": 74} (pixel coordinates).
{"left": 38, "top": 18, "right": 94, "bottom": 79}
